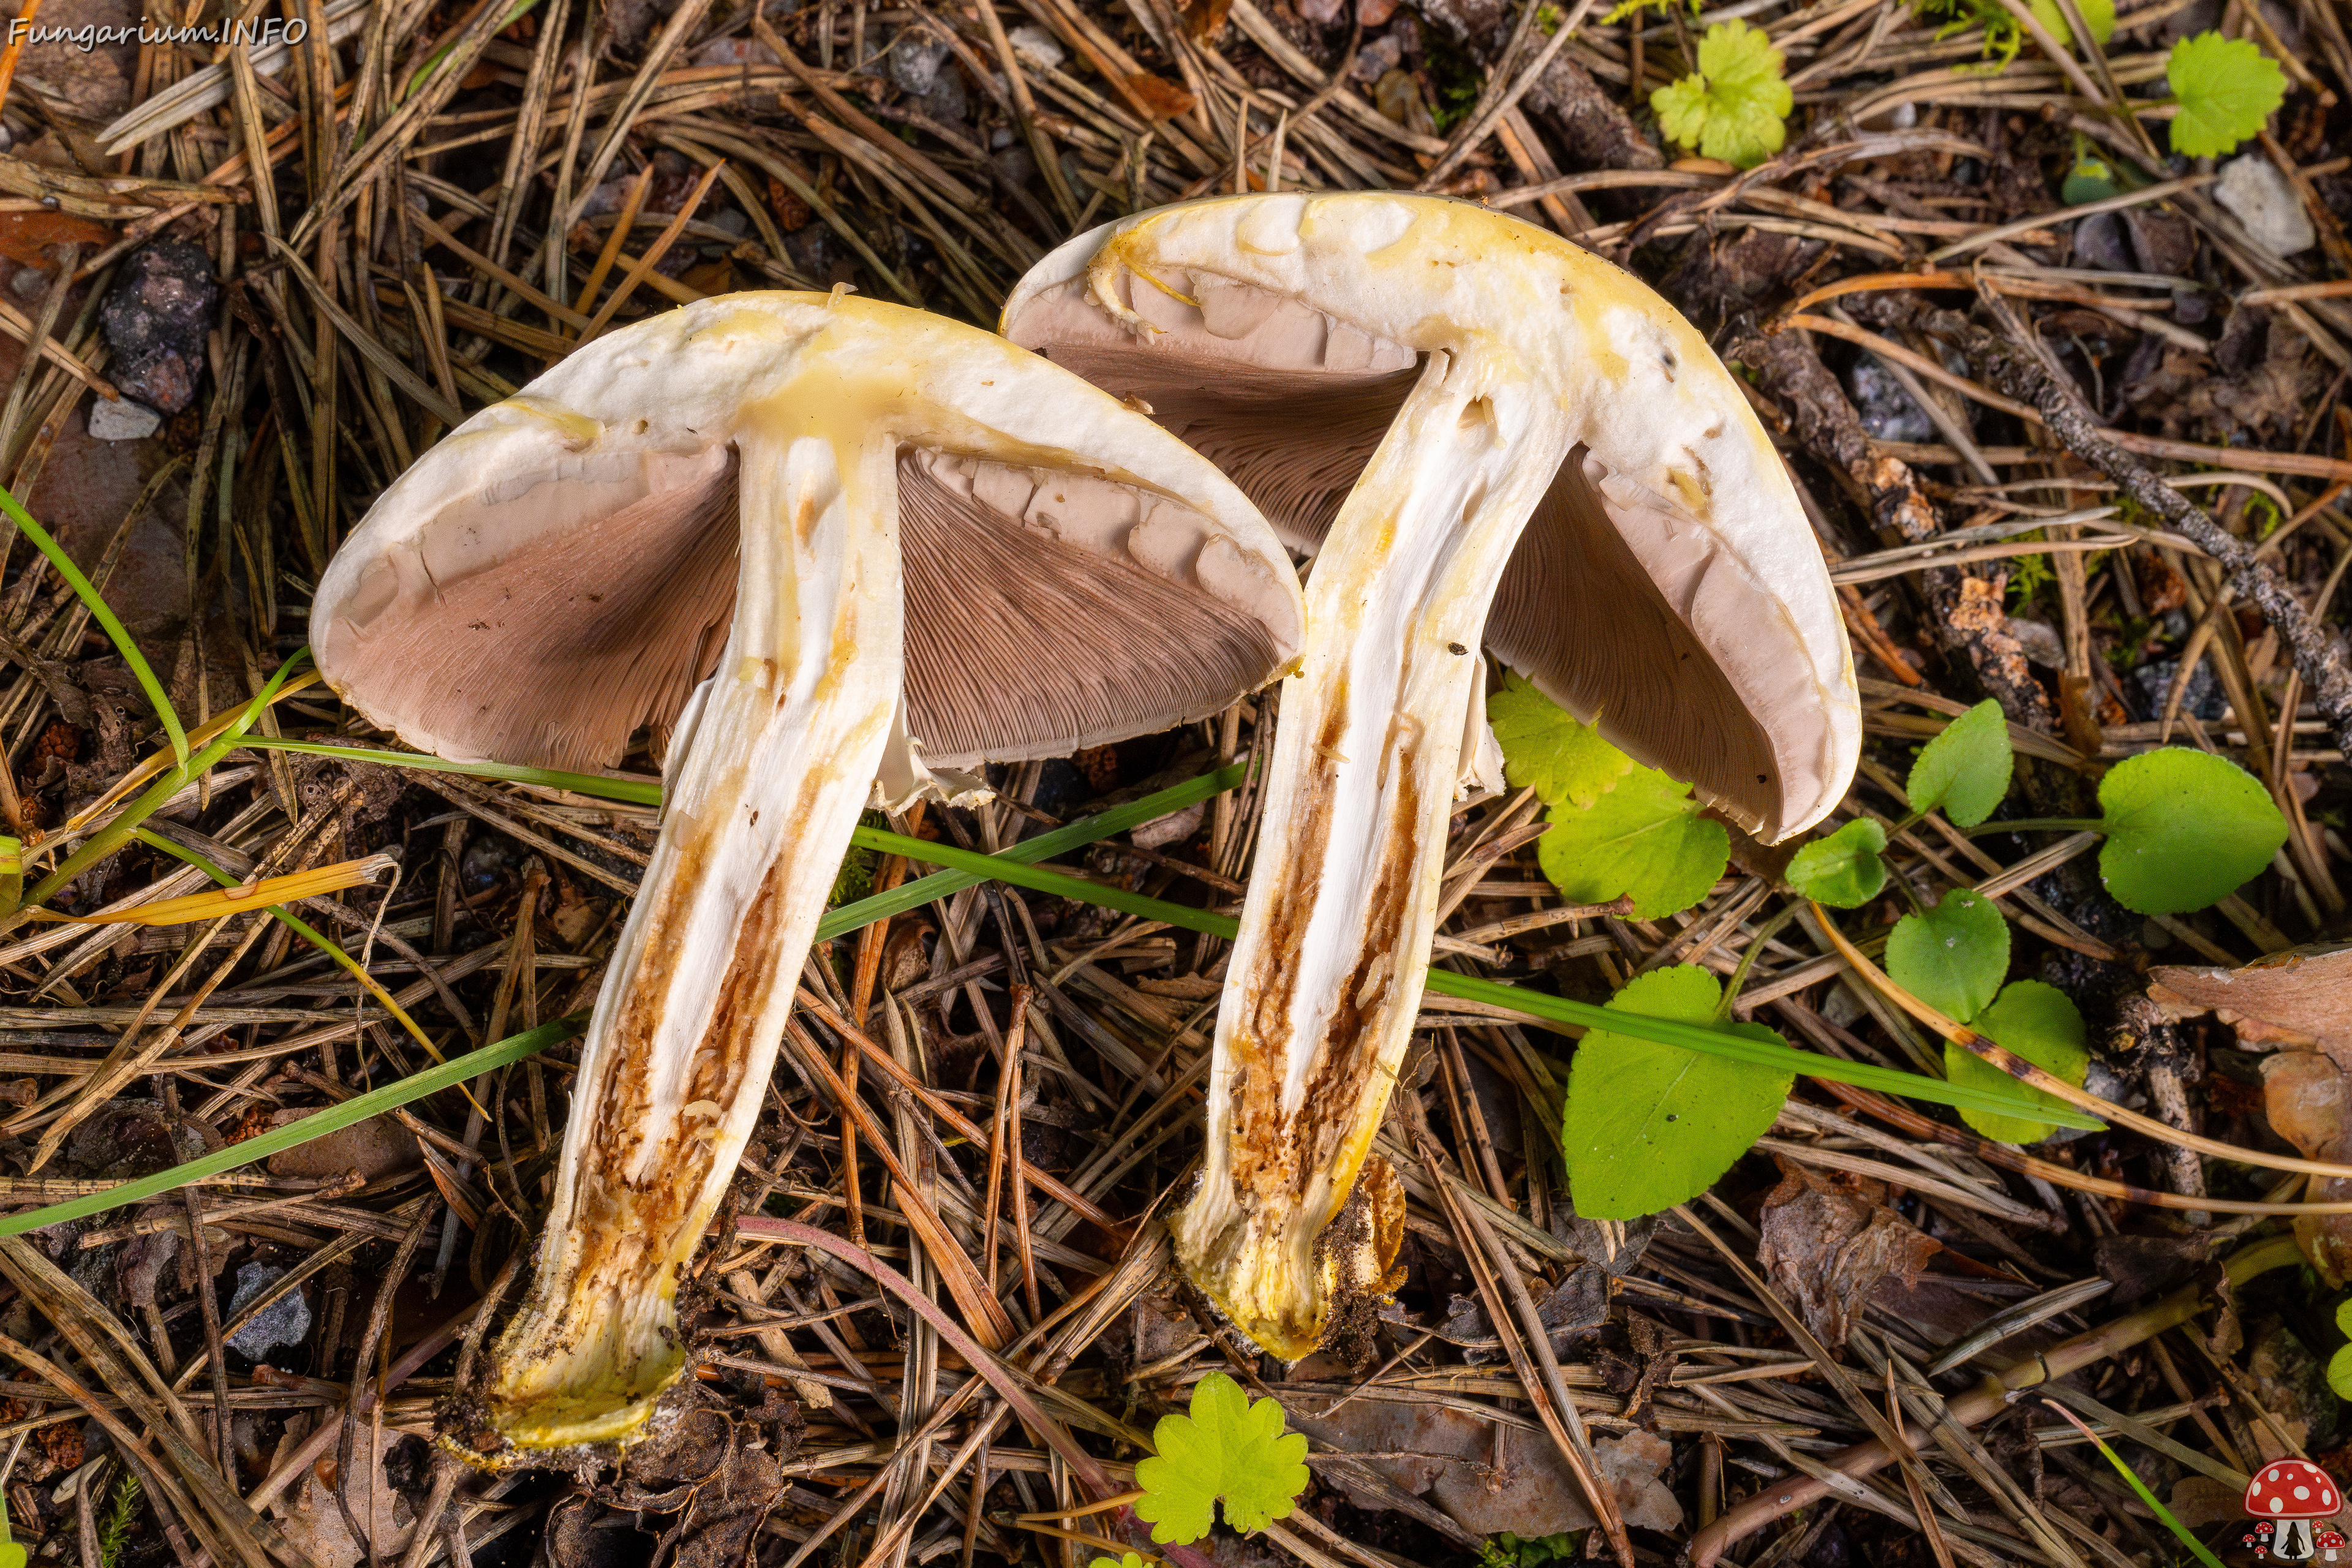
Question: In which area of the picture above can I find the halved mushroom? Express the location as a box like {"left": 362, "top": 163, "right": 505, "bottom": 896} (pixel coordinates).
{"left": 311, "top": 293, "right": 1303, "bottom": 1447}
{"left": 1005, "top": 194, "right": 1859, "bottom": 1357}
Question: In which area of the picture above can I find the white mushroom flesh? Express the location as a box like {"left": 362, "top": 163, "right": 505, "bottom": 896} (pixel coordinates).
{"left": 1004, "top": 195, "right": 1858, "bottom": 1357}
{"left": 312, "top": 295, "right": 1303, "bottom": 1445}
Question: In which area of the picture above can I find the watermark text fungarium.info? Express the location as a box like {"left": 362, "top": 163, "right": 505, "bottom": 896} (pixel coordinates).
{"left": 4, "top": 15, "right": 310, "bottom": 51}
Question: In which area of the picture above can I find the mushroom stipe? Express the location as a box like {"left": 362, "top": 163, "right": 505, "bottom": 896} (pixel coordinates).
{"left": 310, "top": 292, "right": 1305, "bottom": 1450}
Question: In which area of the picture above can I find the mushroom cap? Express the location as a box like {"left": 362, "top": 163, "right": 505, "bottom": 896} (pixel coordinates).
{"left": 312, "top": 292, "right": 1303, "bottom": 776}
{"left": 1002, "top": 194, "right": 1859, "bottom": 842}
{"left": 2247, "top": 1460, "right": 2340, "bottom": 1518}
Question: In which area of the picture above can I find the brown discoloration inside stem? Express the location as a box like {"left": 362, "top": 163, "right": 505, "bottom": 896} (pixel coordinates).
{"left": 1226, "top": 683, "right": 1424, "bottom": 1226}
{"left": 529, "top": 752, "right": 822, "bottom": 1379}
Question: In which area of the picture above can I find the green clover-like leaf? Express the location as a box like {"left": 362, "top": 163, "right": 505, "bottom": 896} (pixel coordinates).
{"left": 2166, "top": 32, "right": 2286, "bottom": 159}
{"left": 1487, "top": 672, "right": 1632, "bottom": 809}
{"left": 1947, "top": 979, "right": 2087, "bottom": 1144}
{"left": 1134, "top": 1372, "right": 1308, "bottom": 1544}
{"left": 2096, "top": 747, "right": 2288, "bottom": 914}
{"left": 1649, "top": 20, "right": 1791, "bottom": 168}
{"left": 1885, "top": 888, "right": 2008, "bottom": 1024}
{"left": 1906, "top": 699, "right": 2013, "bottom": 828}
{"left": 1537, "top": 764, "right": 1728, "bottom": 919}
{"left": 1562, "top": 965, "right": 1793, "bottom": 1219}
{"left": 1090, "top": 1556, "right": 1147, "bottom": 1568}
{"left": 1785, "top": 818, "right": 1888, "bottom": 908}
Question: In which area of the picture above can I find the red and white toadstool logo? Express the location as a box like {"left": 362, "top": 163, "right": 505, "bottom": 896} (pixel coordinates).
{"left": 2242, "top": 1460, "right": 2343, "bottom": 1561}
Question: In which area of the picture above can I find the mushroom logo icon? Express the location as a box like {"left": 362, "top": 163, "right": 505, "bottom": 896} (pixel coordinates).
{"left": 2244, "top": 1459, "right": 2341, "bottom": 1560}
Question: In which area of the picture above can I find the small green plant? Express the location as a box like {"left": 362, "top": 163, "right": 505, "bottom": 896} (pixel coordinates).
{"left": 1946, "top": 980, "right": 2088, "bottom": 1144}
{"left": 1537, "top": 764, "right": 1730, "bottom": 919}
{"left": 829, "top": 811, "right": 888, "bottom": 905}
{"left": 2093, "top": 747, "right": 2289, "bottom": 913}
{"left": 1784, "top": 818, "right": 1888, "bottom": 907}
{"left": 97, "top": 1472, "right": 141, "bottom": 1568}
{"left": 1479, "top": 1534, "right": 1582, "bottom": 1568}
{"left": 2029, "top": 0, "right": 2113, "bottom": 47}
{"left": 1489, "top": 673, "right": 1633, "bottom": 807}
{"left": 1488, "top": 675, "right": 1729, "bottom": 920}
{"left": 2163, "top": 32, "right": 2288, "bottom": 158}
{"left": 1905, "top": 700, "right": 2013, "bottom": 829}
{"left": 1561, "top": 965, "right": 1794, "bottom": 1218}
{"left": 1604, "top": 0, "right": 1697, "bottom": 22}
{"left": 1911, "top": 0, "right": 2109, "bottom": 64}
{"left": 2324, "top": 1299, "right": 2352, "bottom": 1400}
{"left": 1651, "top": 20, "right": 1791, "bottom": 168}
{"left": 1887, "top": 886, "right": 2009, "bottom": 1020}
{"left": 0, "top": 1472, "right": 26, "bottom": 1568}
{"left": 2007, "top": 541, "right": 2056, "bottom": 605}
{"left": 1134, "top": 1372, "right": 1309, "bottom": 1544}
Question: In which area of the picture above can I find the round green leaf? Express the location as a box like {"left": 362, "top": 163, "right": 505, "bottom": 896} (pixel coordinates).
{"left": 2331, "top": 1302, "right": 2352, "bottom": 1401}
{"left": 1562, "top": 965, "right": 1793, "bottom": 1220}
{"left": 1538, "top": 764, "right": 1728, "bottom": 920}
{"left": 2329, "top": 1342, "right": 2352, "bottom": 1404}
{"left": 1487, "top": 672, "right": 1632, "bottom": 809}
{"left": 1785, "top": 818, "right": 1888, "bottom": 908}
{"left": 2096, "top": 747, "right": 2288, "bottom": 914}
{"left": 1946, "top": 979, "right": 2087, "bottom": 1144}
{"left": 1885, "top": 888, "right": 2009, "bottom": 1023}
{"left": 1905, "top": 699, "right": 2013, "bottom": 827}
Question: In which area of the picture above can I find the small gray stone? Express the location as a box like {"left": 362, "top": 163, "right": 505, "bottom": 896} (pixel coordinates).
{"left": 2005, "top": 616, "right": 2065, "bottom": 669}
{"left": 2214, "top": 154, "right": 2315, "bottom": 258}
{"left": 9, "top": 267, "right": 44, "bottom": 300}
{"left": 86, "top": 398, "right": 161, "bottom": 442}
{"left": 888, "top": 34, "right": 949, "bottom": 96}
{"left": 1850, "top": 354, "right": 1933, "bottom": 443}
{"left": 1006, "top": 24, "right": 1063, "bottom": 69}
{"left": 224, "top": 1263, "right": 311, "bottom": 1359}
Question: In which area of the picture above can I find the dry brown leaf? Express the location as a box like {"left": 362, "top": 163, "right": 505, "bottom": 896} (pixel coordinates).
{"left": 1291, "top": 1396, "right": 1679, "bottom": 1537}
{"left": 2152, "top": 949, "right": 2352, "bottom": 1280}
{"left": 1124, "top": 74, "right": 1200, "bottom": 119}
{"left": 1755, "top": 1156, "right": 1940, "bottom": 1348}
{"left": 265, "top": 1419, "right": 417, "bottom": 1568}
{"left": 265, "top": 1112, "right": 422, "bottom": 1183}
{"left": 2150, "top": 943, "right": 2352, "bottom": 1047}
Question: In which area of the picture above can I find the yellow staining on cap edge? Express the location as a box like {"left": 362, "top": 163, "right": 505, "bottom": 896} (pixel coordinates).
{"left": 500, "top": 396, "right": 603, "bottom": 448}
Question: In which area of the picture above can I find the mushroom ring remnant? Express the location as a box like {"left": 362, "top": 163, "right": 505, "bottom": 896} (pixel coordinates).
{"left": 1005, "top": 194, "right": 1860, "bottom": 1360}
{"left": 311, "top": 292, "right": 1305, "bottom": 1450}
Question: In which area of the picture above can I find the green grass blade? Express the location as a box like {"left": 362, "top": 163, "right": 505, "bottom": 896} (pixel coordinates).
{"left": 226, "top": 646, "right": 310, "bottom": 744}
{"left": 2038, "top": 1400, "right": 2225, "bottom": 1568}
{"left": 823, "top": 762, "right": 1249, "bottom": 938}
{"left": 231, "top": 738, "right": 1249, "bottom": 937}
{"left": 14, "top": 655, "right": 306, "bottom": 915}
{"left": 404, "top": 0, "right": 539, "bottom": 99}
{"left": 238, "top": 736, "right": 662, "bottom": 806}
{"left": 845, "top": 826, "right": 2103, "bottom": 1132}
{"left": 0, "top": 1019, "right": 579, "bottom": 1237}
{"left": 0, "top": 483, "right": 186, "bottom": 767}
